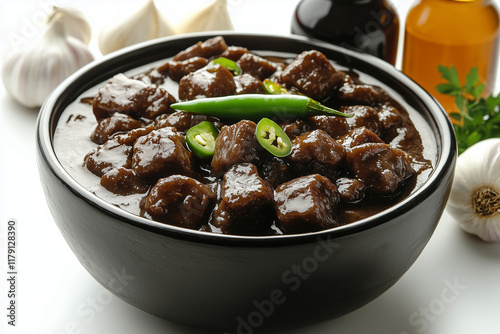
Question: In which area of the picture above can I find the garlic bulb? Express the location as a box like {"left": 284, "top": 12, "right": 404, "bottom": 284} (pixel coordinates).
{"left": 1, "top": 13, "right": 94, "bottom": 108}
{"left": 47, "top": 6, "right": 92, "bottom": 44}
{"left": 447, "top": 138, "right": 500, "bottom": 241}
{"left": 176, "top": 0, "right": 234, "bottom": 34}
{"left": 98, "top": 0, "right": 175, "bottom": 55}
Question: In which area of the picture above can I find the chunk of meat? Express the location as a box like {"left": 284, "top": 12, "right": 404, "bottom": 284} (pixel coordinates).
{"left": 236, "top": 53, "right": 283, "bottom": 81}
{"left": 133, "top": 68, "right": 165, "bottom": 86}
{"left": 173, "top": 36, "right": 228, "bottom": 61}
{"left": 280, "top": 50, "right": 343, "bottom": 101}
{"left": 92, "top": 74, "right": 176, "bottom": 120}
{"left": 100, "top": 167, "right": 149, "bottom": 195}
{"left": 346, "top": 143, "right": 414, "bottom": 196}
{"left": 341, "top": 105, "right": 381, "bottom": 136}
{"left": 153, "top": 111, "right": 219, "bottom": 133}
{"left": 274, "top": 174, "right": 339, "bottom": 233}
{"left": 84, "top": 139, "right": 132, "bottom": 177}
{"left": 258, "top": 157, "right": 289, "bottom": 188}
{"left": 337, "top": 74, "right": 380, "bottom": 105}
{"left": 220, "top": 46, "right": 249, "bottom": 61}
{"left": 114, "top": 125, "right": 155, "bottom": 146}
{"left": 335, "top": 177, "right": 365, "bottom": 203}
{"left": 234, "top": 73, "right": 265, "bottom": 94}
{"left": 280, "top": 119, "right": 310, "bottom": 140}
{"left": 132, "top": 127, "right": 194, "bottom": 183}
{"left": 377, "top": 104, "right": 402, "bottom": 141}
{"left": 211, "top": 120, "right": 260, "bottom": 175}
{"left": 338, "top": 127, "right": 384, "bottom": 149}
{"left": 211, "top": 163, "right": 274, "bottom": 234}
{"left": 287, "top": 130, "right": 345, "bottom": 179}
{"left": 91, "top": 113, "right": 143, "bottom": 145}
{"left": 164, "top": 57, "right": 210, "bottom": 82}
{"left": 144, "top": 175, "right": 215, "bottom": 229}
{"left": 307, "top": 115, "right": 349, "bottom": 139}
{"left": 178, "top": 63, "right": 236, "bottom": 100}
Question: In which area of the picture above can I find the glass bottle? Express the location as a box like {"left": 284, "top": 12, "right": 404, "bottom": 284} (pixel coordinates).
{"left": 402, "top": 0, "right": 500, "bottom": 113}
{"left": 291, "top": 0, "right": 400, "bottom": 65}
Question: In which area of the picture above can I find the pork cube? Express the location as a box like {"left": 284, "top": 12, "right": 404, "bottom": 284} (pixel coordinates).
{"left": 100, "top": 167, "right": 149, "bottom": 195}
{"left": 234, "top": 73, "right": 265, "bottom": 95}
{"left": 114, "top": 125, "right": 155, "bottom": 146}
{"left": 211, "top": 163, "right": 274, "bottom": 234}
{"left": 341, "top": 105, "right": 381, "bottom": 136}
{"left": 211, "top": 120, "right": 260, "bottom": 175}
{"left": 236, "top": 53, "right": 282, "bottom": 81}
{"left": 274, "top": 174, "right": 339, "bottom": 233}
{"left": 287, "top": 130, "right": 345, "bottom": 179}
{"left": 153, "top": 111, "right": 219, "bottom": 133}
{"left": 92, "top": 74, "right": 176, "bottom": 121}
{"left": 346, "top": 143, "right": 414, "bottom": 196}
{"left": 377, "top": 104, "right": 402, "bottom": 141}
{"left": 280, "top": 50, "right": 343, "bottom": 101}
{"left": 307, "top": 115, "right": 349, "bottom": 139}
{"left": 144, "top": 175, "right": 215, "bottom": 229}
{"left": 178, "top": 64, "right": 236, "bottom": 100}
{"left": 338, "top": 127, "right": 384, "bottom": 150}
{"left": 173, "top": 36, "right": 228, "bottom": 61}
{"left": 84, "top": 139, "right": 132, "bottom": 177}
{"left": 132, "top": 127, "right": 194, "bottom": 183}
{"left": 279, "top": 119, "right": 310, "bottom": 140}
{"left": 337, "top": 74, "right": 380, "bottom": 105}
{"left": 165, "top": 57, "right": 210, "bottom": 82}
{"left": 91, "top": 113, "right": 143, "bottom": 145}
{"left": 220, "top": 46, "right": 249, "bottom": 61}
{"left": 335, "top": 177, "right": 366, "bottom": 203}
{"left": 258, "top": 157, "right": 289, "bottom": 188}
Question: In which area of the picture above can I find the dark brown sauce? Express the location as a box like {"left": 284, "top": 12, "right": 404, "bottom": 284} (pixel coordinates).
{"left": 54, "top": 37, "right": 433, "bottom": 236}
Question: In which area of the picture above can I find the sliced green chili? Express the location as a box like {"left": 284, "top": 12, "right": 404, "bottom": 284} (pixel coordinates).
{"left": 213, "top": 57, "right": 241, "bottom": 76}
{"left": 171, "top": 94, "right": 353, "bottom": 120}
{"left": 256, "top": 118, "right": 292, "bottom": 157}
{"left": 263, "top": 79, "right": 289, "bottom": 95}
{"left": 186, "top": 121, "right": 219, "bottom": 159}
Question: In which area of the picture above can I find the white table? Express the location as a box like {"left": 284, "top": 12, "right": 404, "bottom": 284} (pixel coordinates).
{"left": 1, "top": 1, "right": 500, "bottom": 333}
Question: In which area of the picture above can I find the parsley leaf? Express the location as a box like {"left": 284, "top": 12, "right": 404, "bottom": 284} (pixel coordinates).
{"left": 436, "top": 66, "right": 500, "bottom": 155}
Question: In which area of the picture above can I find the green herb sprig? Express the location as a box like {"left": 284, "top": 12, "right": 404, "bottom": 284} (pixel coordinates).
{"left": 436, "top": 65, "right": 500, "bottom": 155}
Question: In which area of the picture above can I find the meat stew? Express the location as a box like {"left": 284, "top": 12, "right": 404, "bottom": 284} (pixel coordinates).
{"left": 54, "top": 36, "right": 433, "bottom": 236}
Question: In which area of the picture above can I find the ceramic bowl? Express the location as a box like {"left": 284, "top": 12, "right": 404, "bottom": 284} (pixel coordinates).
{"left": 36, "top": 32, "right": 456, "bottom": 331}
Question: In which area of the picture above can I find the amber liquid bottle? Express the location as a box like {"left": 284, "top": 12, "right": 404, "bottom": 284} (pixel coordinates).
{"left": 402, "top": 0, "right": 500, "bottom": 113}
{"left": 291, "top": 0, "right": 400, "bottom": 65}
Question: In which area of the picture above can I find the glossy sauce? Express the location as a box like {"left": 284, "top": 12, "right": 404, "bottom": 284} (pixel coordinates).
{"left": 54, "top": 46, "right": 435, "bottom": 235}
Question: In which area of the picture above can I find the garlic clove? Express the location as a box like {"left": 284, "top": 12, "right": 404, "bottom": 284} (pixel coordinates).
{"left": 98, "top": 0, "right": 175, "bottom": 55}
{"left": 446, "top": 138, "right": 500, "bottom": 242}
{"left": 176, "top": 0, "right": 234, "bottom": 34}
{"left": 1, "top": 13, "right": 94, "bottom": 108}
{"left": 47, "top": 6, "right": 92, "bottom": 44}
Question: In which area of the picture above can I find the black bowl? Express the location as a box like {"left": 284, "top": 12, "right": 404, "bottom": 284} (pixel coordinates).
{"left": 36, "top": 32, "right": 456, "bottom": 331}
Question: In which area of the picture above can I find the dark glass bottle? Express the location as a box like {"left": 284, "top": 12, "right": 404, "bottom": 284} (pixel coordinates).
{"left": 291, "top": 0, "right": 400, "bottom": 65}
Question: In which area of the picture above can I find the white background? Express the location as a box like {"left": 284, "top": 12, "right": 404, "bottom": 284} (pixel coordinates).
{"left": 1, "top": 1, "right": 500, "bottom": 333}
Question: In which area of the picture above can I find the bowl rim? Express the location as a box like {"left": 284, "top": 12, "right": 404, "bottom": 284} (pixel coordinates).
{"left": 36, "top": 31, "right": 457, "bottom": 247}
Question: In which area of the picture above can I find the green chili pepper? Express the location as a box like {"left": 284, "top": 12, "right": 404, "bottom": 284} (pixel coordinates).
{"left": 263, "top": 79, "right": 289, "bottom": 95}
{"left": 213, "top": 57, "right": 242, "bottom": 76}
{"left": 185, "top": 121, "right": 219, "bottom": 159}
{"left": 171, "top": 94, "right": 353, "bottom": 120}
{"left": 256, "top": 118, "right": 292, "bottom": 157}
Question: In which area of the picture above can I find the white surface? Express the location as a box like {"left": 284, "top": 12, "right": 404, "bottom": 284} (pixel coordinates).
{"left": 1, "top": 1, "right": 500, "bottom": 334}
